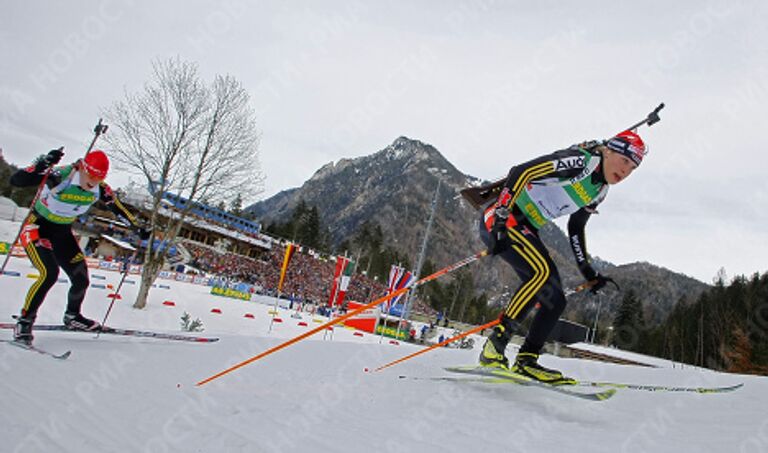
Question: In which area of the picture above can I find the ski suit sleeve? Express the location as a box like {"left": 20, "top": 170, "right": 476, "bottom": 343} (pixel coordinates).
{"left": 494, "top": 155, "right": 558, "bottom": 210}
{"left": 494, "top": 148, "right": 588, "bottom": 211}
{"left": 99, "top": 183, "right": 139, "bottom": 228}
{"left": 567, "top": 207, "right": 598, "bottom": 280}
{"left": 10, "top": 162, "right": 67, "bottom": 188}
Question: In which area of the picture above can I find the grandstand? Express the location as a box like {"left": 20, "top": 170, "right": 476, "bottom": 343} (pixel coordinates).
{"left": 161, "top": 192, "right": 261, "bottom": 235}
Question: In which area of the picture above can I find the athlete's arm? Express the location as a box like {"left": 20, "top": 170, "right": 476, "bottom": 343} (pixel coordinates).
{"left": 99, "top": 183, "right": 139, "bottom": 227}
{"left": 567, "top": 207, "right": 598, "bottom": 280}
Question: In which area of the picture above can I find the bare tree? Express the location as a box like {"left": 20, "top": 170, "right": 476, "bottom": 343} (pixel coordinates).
{"left": 103, "top": 58, "right": 263, "bottom": 309}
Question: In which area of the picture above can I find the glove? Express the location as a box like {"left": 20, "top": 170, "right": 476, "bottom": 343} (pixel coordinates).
{"left": 35, "top": 147, "right": 64, "bottom": 172}
{"left": 589, "top": 274, "right": 619, "bottom": 294}
{"left": 137, "top": 226, "right": 153, "bottom": 240}
{"left": 488, "top": 207, "right": 511, "bottom": 255}
{"left": 45, "top": 147, "right": 64, "bottom": 165}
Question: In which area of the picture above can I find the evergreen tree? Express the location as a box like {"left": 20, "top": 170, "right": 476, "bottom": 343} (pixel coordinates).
{"left": 0, "top": 153, "right": 36, "bottom": 205}
{"left": 611, "top": 290, "right": 644, "bottom": 350}
{"left": 230, "top": 193, "right": 243, "bottom": 217}
{"left": 298, "top": 206, "right": 323, "bottom": 249}
{"left": 0, "top": 152, "right": 14, "bottom": 198}
{"left": 289, "top": 200, "right": 309, "bottom": 241}
{"left": 640, "top": 271, "right": 768, "bottom": 374}
{"left": 263, "top": 200, "right": 329, "bottom": 250}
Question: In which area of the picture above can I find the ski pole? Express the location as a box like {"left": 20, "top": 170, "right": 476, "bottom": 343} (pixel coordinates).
{"left": 1, "top": 119, "right": 108, "bottom": 276}
{"left": 97, "top": 247, "right": 139, "bottom": 336}
{"left": 371, "top": 281, "right": 596, "bottom": 373}
{"left": 196, "top": 250, "right": 489, "bottom": 387}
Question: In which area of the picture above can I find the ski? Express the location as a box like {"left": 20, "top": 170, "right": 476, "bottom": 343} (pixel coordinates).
{"left": 443, "top": 365, "right": 743, "bottom": 395}
{"left": 1, "top": 339, "right": 71, "bottom": 360}
{"left": 399, "top": 375, "right": 544, "bottom": 385}
{"left": 0, "top": 323, "right": 219, "bottom": 343}
{"left": 92, "top": 326, "right": 219, "bottom": 343}
{"left": 444, "top": 366, "right": 616, "bottom": 401}
{"left": 575, "top": 381, "right": 744, "bottom": 394}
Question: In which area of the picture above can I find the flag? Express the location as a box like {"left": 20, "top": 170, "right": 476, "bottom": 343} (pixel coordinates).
{"left": 277, "top": 242, "right": 296, "bottom": 293}
{"left": 328, "top": 256, "right": 354, "bottom": 307}
{"left": 334, "top": 259, "right": 356, "bottom": 307}
{"left": 385, "top": 265, "right": 404, "bottom": 312}
{"left": 387, "top": 265, "right": 403, "bottom": 295}
{"left": 391, "top": 269, "right": 413, "bottom": 307}
{"left": 384, "top": 264, "right": 413, "bottom": 314}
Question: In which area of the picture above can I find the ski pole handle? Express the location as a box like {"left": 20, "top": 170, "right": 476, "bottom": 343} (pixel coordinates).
{"left": 565, "top": 280, "right": 596, "bottom": 296}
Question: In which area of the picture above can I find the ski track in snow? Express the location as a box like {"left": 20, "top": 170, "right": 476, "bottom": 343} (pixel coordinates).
{"left": 1, "top": 255, "right": 765, "bottom": 453}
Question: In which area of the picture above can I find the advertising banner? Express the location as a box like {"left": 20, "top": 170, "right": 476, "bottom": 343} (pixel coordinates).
{"left": 211, "top": 286, "right": 252, "bottom": 301}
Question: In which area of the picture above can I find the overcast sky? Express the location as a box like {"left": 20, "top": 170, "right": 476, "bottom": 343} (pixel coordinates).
{"left": 2, "top": 0, "right": 767, "bottom": 283}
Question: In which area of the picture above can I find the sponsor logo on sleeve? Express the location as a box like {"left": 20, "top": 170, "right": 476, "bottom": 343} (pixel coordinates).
{"left": 555, "top": 156, "right": 585, "bottom": 171}
{"left": 570, "top": 234, "right": 586, "bottom": 263}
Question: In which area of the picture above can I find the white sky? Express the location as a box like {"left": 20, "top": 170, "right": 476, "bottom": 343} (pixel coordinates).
{"left": 2, "top": 0, "right": 767, "bottom": 282}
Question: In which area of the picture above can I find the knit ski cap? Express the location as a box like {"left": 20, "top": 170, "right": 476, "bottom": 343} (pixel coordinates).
{"left": 83, "top": 150, "right": 109, "bottom": 179}
{"left": 605, "top": 130, "right": 646, "bottom": 167}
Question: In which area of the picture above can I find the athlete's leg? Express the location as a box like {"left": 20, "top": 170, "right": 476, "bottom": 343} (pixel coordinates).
{"left": 53, "top": 230, "right": 98, "bottom": 330}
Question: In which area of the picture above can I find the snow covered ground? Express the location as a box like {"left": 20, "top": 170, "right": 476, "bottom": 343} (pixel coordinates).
{"left": 1, "top": 255, "right": 765, "bottom": 453}
{"left": 566, "top": 342, "right": 702, "bottom": 369}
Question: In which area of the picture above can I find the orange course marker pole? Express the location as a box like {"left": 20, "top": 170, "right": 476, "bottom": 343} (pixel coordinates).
{"left": 371, "top": 280, "right": 597, "bottom": 373}
{"left": 195, "top": 250, "right": 489, "bottom": 387}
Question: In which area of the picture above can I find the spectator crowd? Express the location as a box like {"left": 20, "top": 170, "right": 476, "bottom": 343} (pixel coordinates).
{"left": 182, "top": 240, "right": 390, "bottom": 308}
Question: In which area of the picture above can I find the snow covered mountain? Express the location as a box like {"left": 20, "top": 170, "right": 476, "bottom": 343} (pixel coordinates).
{"left": 249, "top": 136, "right": 479, "bottom": 264}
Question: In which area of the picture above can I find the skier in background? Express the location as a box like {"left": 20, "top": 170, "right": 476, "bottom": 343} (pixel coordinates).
{"left": 9, "top": 148, "right": 150, "bottom": 345}
{"left": 477, "top": 131, "right": 645, "bottom": 384}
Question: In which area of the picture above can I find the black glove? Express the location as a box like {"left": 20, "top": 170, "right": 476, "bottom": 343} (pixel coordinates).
{"left": 35, "top": 147, "right": 64, "bottom": 172}
{"left": 589, "top": 274, "right": 619, "bottom": 294}
{"left": 137, "top": 226, "right": 153, "bottom": 240}
{"left": 488, "top": 208, "right": 511, "bottom": 255}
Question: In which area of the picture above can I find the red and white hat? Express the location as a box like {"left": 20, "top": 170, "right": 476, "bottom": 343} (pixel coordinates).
{"left": 82, "top": 150, "right": 109, "bottom": 179}
{"left": 606, "top": 130, "right": 646, "bottom": 166}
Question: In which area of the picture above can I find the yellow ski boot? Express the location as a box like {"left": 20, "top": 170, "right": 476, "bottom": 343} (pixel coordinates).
{"left": 511, "top": 352, "right": 576, "bottom": 385}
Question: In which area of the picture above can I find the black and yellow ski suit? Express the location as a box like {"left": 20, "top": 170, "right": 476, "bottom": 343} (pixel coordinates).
{"left": 10, "top": 162, "right": 138, "bottom": 321}
{"left": 481, "top": 143, "right": 607, "bottom": 356}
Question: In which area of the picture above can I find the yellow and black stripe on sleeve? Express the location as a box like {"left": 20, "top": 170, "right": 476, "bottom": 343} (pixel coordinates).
{"left": 112, "top": 197, "right": 138, "bottom": 226}
{"left": 500, "top": 160, "right": 555, "bottom": 209}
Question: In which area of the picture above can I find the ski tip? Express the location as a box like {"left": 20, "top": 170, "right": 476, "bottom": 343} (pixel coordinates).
{"left": 700, "top": 383, "right": 744, "bottom": 393}
{"left": 595, "top": 388, "right": 617, "bottom": 401}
